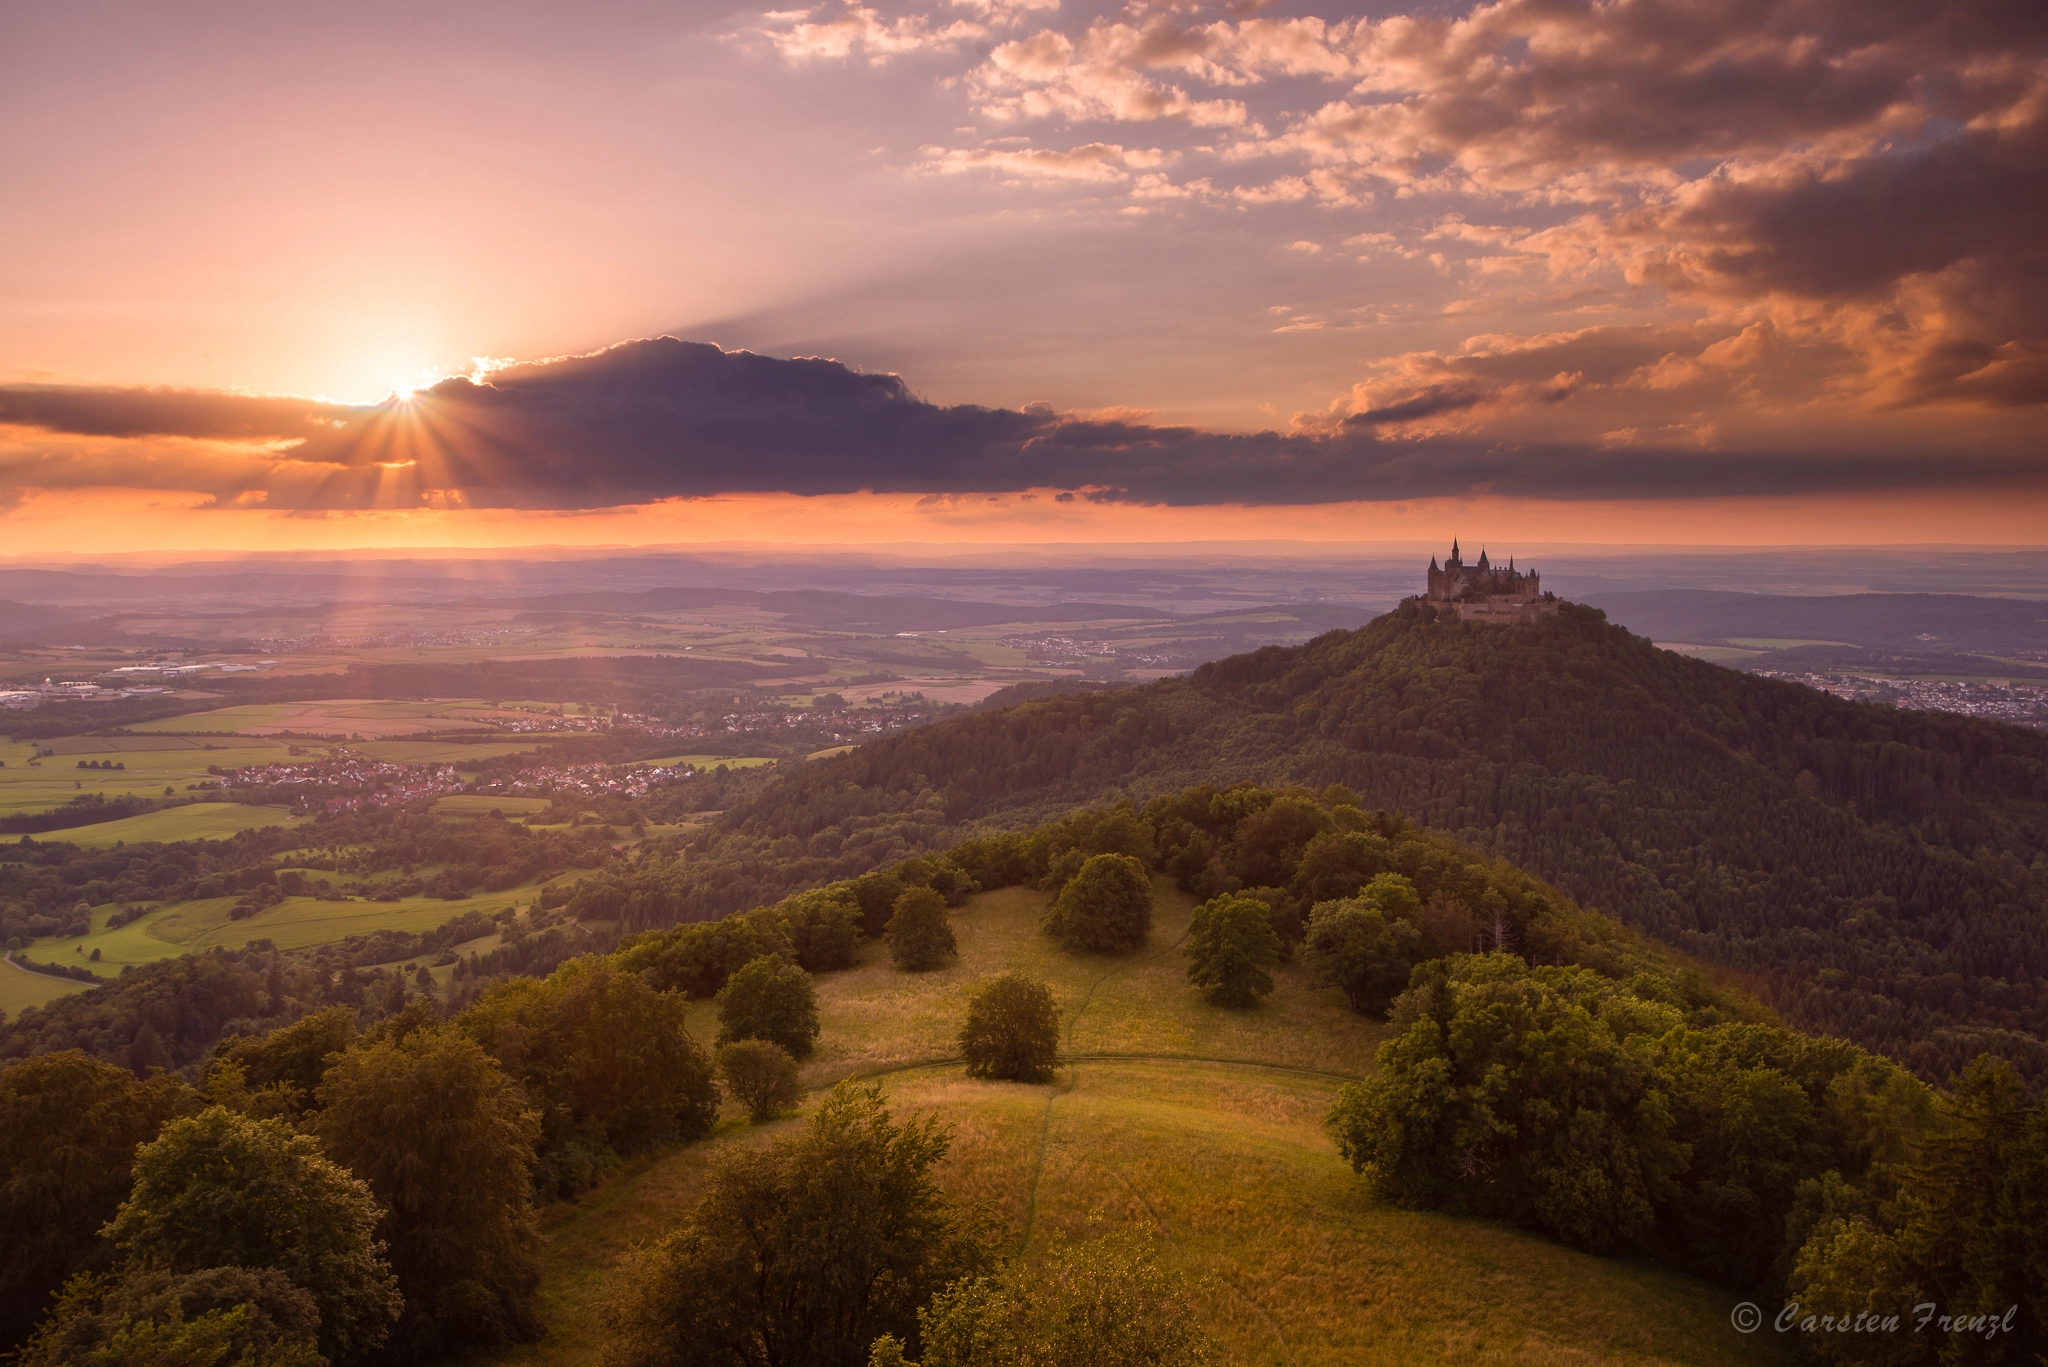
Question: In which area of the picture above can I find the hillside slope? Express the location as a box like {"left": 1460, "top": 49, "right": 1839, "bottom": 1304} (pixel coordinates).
{"left": 707, "top": 604, "right": 2048, "bottom": 1077}
{"left": 484, "top": 882, "right": 1780, "bottom": 1367}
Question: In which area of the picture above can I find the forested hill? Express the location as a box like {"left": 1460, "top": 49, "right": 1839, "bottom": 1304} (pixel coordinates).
{"left": 710, "top": 602, "right": 2048, "bottom": 1080}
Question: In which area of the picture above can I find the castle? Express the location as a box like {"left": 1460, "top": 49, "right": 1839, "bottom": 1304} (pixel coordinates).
{"left": 1406, "top": 540, "right": 1560, "bottom": 623}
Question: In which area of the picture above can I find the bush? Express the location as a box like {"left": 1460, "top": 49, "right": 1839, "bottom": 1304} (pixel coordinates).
{"left": 887, "top": 888, "right": 958, "bottom": 972}
{"left": 959, "top": 975, "right": 1060, "bottom": 1083}
{"left": 907, "top": 1226, "right": 1211, "bottom": 1367}
{"left": 1183, "top": 894, "right": 1282, "bottom": 1008}
{"left": 717, "top": 1040, "right": 802, "bottom": 1122}
{"left": 715, "top": 954, "right": 821, "bottom": 1058}
{"left": 1042, "top": 854, "right": 1152, "bottom": 954}
{"left": 604, "top": 1083, "right": 991, "bottom": 1367}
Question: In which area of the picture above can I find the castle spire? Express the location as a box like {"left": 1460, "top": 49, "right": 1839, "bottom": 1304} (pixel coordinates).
{"left": 1450, "top": 538, "right": 1460, "bottom": 564}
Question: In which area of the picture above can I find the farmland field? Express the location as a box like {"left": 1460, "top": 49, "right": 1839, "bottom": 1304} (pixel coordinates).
{"left": 354, "top": 739, "right": 552, "bottom": 764}
{"left": 0, "top": 957, "right": 91, "bottom": 1016}
{"left": 0, "top": 734, "right": 292, "bottom": 817}
{"left": 54, "top": 803, "right": 305, "bottom": 848}
{"left": 126, "top": 699, "right": 502, "bottom": 738}
{"left": 433, "top": 794, "right": 553, "bottom": 816}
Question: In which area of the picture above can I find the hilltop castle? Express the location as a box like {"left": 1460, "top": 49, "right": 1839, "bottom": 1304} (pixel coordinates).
{"left": 1406, "top": 540, "right": 1561, "bottom": 623}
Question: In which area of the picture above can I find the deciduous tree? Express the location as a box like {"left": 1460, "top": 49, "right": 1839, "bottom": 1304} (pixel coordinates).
{"left": 716, "top": 1039, "right": 802, "bottom": 1122}
{"left": 1043, "top": 854, "right": 1152, "bottom": 954}
{"left": 1183, "top": 894, "right": 1282, "bottom": 1008}
{"left": 604, "top": 1083, "right": 991, "bottom": 1367}
{"left": 0, "top": 1051, "right": 187, "bottom": 1352}
{"left": 958, "top": 975, "right": 1060, "bottom": 1083}
{"left": 315, "top": 1027, "right": 543, "bottom": 1359}
{"left": 715, "top": 953, "right": 821, "bottom": 1058}
{"left": 886, "top": 888, "right": 958, "bottom": 972}
{"left": 106, "top": 1106, "right": 400, "bottom": 1364}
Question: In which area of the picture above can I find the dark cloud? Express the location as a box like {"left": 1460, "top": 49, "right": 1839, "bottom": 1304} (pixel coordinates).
{"left": 0, "top": 385, "right": 362, "bottom": 441}
{"left": 2, "top": 337, "right": 2041, "bottom": 510}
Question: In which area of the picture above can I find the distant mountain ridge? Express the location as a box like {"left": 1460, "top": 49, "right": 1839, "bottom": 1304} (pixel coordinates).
{"left": 706, "top": 603, "right": 2048, "bottom": 1079}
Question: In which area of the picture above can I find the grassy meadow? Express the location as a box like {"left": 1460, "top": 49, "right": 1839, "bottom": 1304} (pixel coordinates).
{"left": 125, "top": 699, "right": 503, "bottom": 738}
{"left": 0, "top": 733, "right": 291, "bottom": 817}
{"left": 495, "top": 882, "right": 1779, "bottom": 1367}
{"left": 50, "top": 803, "right": 305, "bottom": 848}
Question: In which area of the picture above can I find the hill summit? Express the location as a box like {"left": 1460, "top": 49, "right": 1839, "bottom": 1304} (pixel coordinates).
{"left": 697, "top": 601, "right": 2048, "bottom": 1079}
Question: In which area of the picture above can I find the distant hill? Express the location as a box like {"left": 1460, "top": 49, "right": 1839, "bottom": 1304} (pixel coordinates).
{"left": 0, "top": 600, "right": 91, "bottom": 643}
{"left": 1586, "top": 588, "right": 2048, "bottom": 656}
{"left": 706, "top": 604, "right": 2048, "bottom": 1079}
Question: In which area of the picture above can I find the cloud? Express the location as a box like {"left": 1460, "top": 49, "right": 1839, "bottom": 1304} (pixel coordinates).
{"left": 2, "top": 337, "right": 2040, "bottom": 513}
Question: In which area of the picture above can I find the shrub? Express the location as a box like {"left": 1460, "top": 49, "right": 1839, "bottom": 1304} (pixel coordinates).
{"left": 1182, "top": 894, "right": 1282, "bottom": 1008}
{"left": 604, "top": 1083, "right": 991, "bottom": 1367}
{"left": 909, "top": 1226, "right": 1211, "bottom": 1367}
{"left": 715, "top": 954, "right": 821, "bottom": 1058}
{"left": 959, "top": 976, "right": 1060, "bottom": 1083}
{"left": 887, "top": 889, "right": 958, "bottom": 972}
{"left": 717, "top": 1040, "right": 802, "bottom": 1122}
{"left": 1043, "top": 854, "right": 1152, "bottom": 954}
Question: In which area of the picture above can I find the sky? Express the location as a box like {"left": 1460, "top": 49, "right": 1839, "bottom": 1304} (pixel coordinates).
{"left": 0, "top": 0, "right": 2042, "bottom": 553}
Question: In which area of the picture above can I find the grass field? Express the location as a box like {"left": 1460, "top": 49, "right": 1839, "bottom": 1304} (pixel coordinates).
{"left": 355, "top": 740, "right": 552, "bottom": 764}
{"left": 632, "top": 755, "right": 778, "bottom": 770}
{"left": 47, "top": 803, "right": 305, "bottom": 848}
{"left": 433, "top": 795, "right": 553, "bottom": 816}
{"left": 0, "top": 957, "right": 93, "bottom": 1016}
{"left": 17, "top": 881, "right": 554, "bottom": 978}
{"left": 126, "top": 699, "right": 500, "bottom": 738}
{"left": 0, "top": 734, "right": 292, "bottom": 817}
{"left": 489, "top": 883, "right": 1781, "bottom": 1367}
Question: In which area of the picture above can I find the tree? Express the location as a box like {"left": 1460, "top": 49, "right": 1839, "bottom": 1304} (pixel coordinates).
{"left": 717, "top": 1040, "right": 802, "bottom": 1122}
{"left": 605, "top": 1083, "right": 991, "bottom": 1367}
{"left": 1302, "top": 885, "right": 1424, "bottom": 1016}
{"left": 908, "top": 1226, "right": 1212, "bottom": 1367}
{"left": 716, "top": 953, "right": 822, "bottom": 1058}
{"left": 958, "top": 976, "right": 1060, "bottom": 1083}
{"left": 1326, "top": 956, "right": 1686, "bottom": 1254}
{"left": 0, "top": 1050, "right": 187, "bottom": 1353}
{"left": 315, "top": 1027, "right": 543, "bottom": 1359}
{"left": 16, "top": 1266, "right": 323, "bottom": 1367}
{"left": 208, "top": 1005, "right": 359, "bottom": 1119}
{"left": 1183, "top": 894, "right": 1282, "bottom": 1008}
{"left": 1043, "top": 854, "right": 1152, "bottom": 954}
{"left": 887, "top": 888, "right": 958, "bottom": 972}
{"left": 105, "top": 1106, "right": 400, "bottom": 1364}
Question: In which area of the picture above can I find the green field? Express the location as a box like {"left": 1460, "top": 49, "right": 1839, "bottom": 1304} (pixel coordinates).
{"left": 354, "top": 739, "right": 553, "bottom": 764}
{"left": 0, "top": 958, "right": 93, "bottom": 1017}
{"left": 488, "top": 883, "right": 1779, "bottom": 1367}
{"left": 433, "top": 795, "right": 553, "bottom": 816}
{"left": 18, "top": 881, "right": 554, "bottom": 977}
{"left": 1653, "top": 642, "right": 1765, "bottom": 664}
{"left": 0, "top": 734, "right": 291, "bottom": 817}
{"left": 45, "top": 803, "right": 305, "bottom": 849}
{"left": 634, "top": 755, "right": 778, "bottom": 770}
{"left": 126, "top": 699, "right": 500, "bottom": 738}
{"left": 1725, "top": 638, "right": 1855, "bottom": 650}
